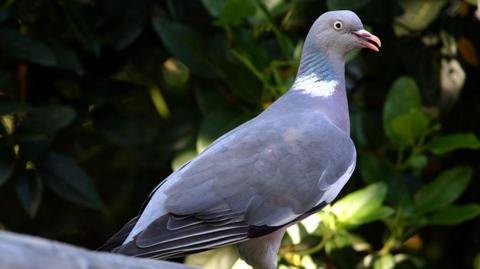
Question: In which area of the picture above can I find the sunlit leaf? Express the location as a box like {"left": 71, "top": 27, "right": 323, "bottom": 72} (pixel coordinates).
{"left": 325, "top": 231, "right": 352, "bottom": 254}
{"left": 0, "top": 28, "right": 56, "bottom": 66}
{"left": 162, "top": 58, "right": 190, "bottom": 88}
{"left": 332, "top": 182, "right": 391, "bottom": 225}
{"left": 171, "top": 150, "right": 196, "bottom": 171}
{"left": 427, "top": 133, "right": 480, "bottom": 155}
{"left": 0, "top": 147, "right": 15, "bottom": 186}
{"left": 374, "top": 254, "right": 395, "bottom": 269}
{"left": 40, "top": 153, "right": 103, "bottom": 210}
{"left": 350, "top": 206, "right": 394, "bottom": 225}
{"left": 429, "top": 204, "right": 480, "bottom": 225}
{"left": 185, "top": 247, "right": 239, "bottom": 269}
{"left": 14, "top": 170, "right": 43, "bottom": 218}
{"left": 394, "top": 0, "right": 447, "bottom": 36}
{"left": 414, "top": 166, "right": 472, "bottom": 214}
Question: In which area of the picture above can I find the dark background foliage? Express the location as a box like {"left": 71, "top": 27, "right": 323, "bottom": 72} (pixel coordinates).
{"left": 0, "top": 0, "right": 479, "bottom": 268}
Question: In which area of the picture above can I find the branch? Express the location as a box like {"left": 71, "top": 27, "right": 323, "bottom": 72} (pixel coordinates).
{"left": 0, "top": 231, "right": 197, "bottom": 269}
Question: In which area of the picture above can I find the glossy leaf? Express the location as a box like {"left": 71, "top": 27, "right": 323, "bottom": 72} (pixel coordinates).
{"left": 332, "top": 182, "right": 391, "bottom": 225}
{"left": 14, "top": 170, "right": 43, "bottom": 218}
{"left": 374, "top": 254, "right": 395, "bottom": 269}
{"left": 394, "top": 0, "right": 447, "bottom": 36}
{"left": 415, "top": 166, "right": 472, "bottom": 214}
{"left": 429, "top": 204, "right": 480, "bottom": 225}
{"left": 40, "top": 153, "right": 103, "bottom": 210}
{"left": 0, "top": 28, "right": 56, "bottom": 66}
{"left": 17, "top": 106, "right": 75, "bottom": 139}
{"left": 383, "top": 76, "right": 422, "bottom": 145}
{"left": 390, "top": 108, "right": 429, "bottom": 146}
{"left": 427, "top": 133, "right": 480, "bottom": 155}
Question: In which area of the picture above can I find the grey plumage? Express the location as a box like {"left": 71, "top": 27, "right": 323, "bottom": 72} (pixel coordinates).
{"left": 101, "top": 10, "right": 380, "bottom": 269}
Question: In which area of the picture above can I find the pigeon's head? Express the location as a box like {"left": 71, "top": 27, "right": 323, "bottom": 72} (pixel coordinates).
{"left": 305, "top": 10, "right": 381, "bottom": 55}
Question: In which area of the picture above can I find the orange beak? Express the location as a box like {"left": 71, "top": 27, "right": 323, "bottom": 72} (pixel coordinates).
{"left": 352, "top": 29, "right": 381, "bottom": 52}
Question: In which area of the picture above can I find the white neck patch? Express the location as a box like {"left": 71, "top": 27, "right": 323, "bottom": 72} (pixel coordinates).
{"left": 292, "top": 73, "right": 338, "bottom": 97}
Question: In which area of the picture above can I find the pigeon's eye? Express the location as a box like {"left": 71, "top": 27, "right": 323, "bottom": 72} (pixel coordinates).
{"left": 333, "top": 21, "right": 343, "bottom": 30}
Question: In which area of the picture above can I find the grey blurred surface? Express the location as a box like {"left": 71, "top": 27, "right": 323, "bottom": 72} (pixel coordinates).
{"left": 0, "top": 231, "right": 197, "bottom": 269}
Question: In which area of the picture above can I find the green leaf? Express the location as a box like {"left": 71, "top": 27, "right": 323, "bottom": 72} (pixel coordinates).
{"left": 390, "top": 108, "right": 429, "bottom": 146}
{"left": 332, "top": 182, "right": 391, "bottom": 225}
{"left": 40, "top": 153, "right": 103, "bottom": 210}
{"left": 394, "top": 0, "right": 447, "bottom": 37}
{"left": 0, "top": 147, "right": 15, "bottom": 186}
{"left": 17, "top": 106, "right": 75, "bottom": 140}
{"left": 427, "top": 133, "right": 480, "bottom": 155}
{"left": 383, "top": 76, "right": 423, "bottom": 145}
{"left": 14, "top": 170, "right": 43, "bottom": 218}
{"left": 327, "top": 0, "right": 372, "bottom": 10}
{"left": 408, "top": 154, "right": 428, "bottom": 173}
{"left": 414, "top": 166, "right": 472, "bottom": 214}
{"left": 0, "top": 28, "right": 56, "bottom": 66}
{"left": 350, "top": 206, "right": 394, "bottom": 225}
{"left": 359, "top": 154, "right": 392, "bottom": 183}
{"left": 374, "top": 254, "right": 395, "bottom": 269}
{"left": 465, "top": 0, "right": 477, "bottom": 5}
{"left": 429, "top": 204, "right": 480, "bottom": 225}
{"left": 218, "top": 0, "right": 256, "bottom": 26}
{"left": 152, "top": 16, "right": 216, "bottom": 78}
{"left": 201, "top": 0, "right": 225, "bottom": 17}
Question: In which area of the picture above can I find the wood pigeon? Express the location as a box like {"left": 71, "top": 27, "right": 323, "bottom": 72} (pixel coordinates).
{"left": 100, "top": 10, "right": 381, "bottom": 269}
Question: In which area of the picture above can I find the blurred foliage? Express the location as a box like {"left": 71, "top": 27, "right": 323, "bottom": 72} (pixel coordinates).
{"left": 0, "top": 0, "right": 480, "bottom": 268}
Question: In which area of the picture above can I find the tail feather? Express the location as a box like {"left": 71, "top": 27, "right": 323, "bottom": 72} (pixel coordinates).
{"left": 115, "top": 213, "right": 250, "bottom": 259}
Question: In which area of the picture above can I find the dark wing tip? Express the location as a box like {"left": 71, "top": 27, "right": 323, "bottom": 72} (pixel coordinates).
{"left": 98, "top": 216, "right": 139, "bottom": 252}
